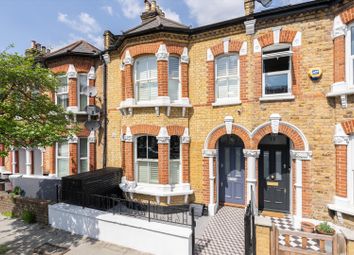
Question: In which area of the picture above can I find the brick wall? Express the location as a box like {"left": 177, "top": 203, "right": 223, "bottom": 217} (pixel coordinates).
{"left": 0, "top": 192, "right": 50, "bottom": 225}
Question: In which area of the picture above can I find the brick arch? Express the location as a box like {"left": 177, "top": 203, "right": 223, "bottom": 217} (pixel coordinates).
{"left": 167, "top": 125, "right": 185, "bottom": 136}
{"left": 130, "top": 124, "right": 160, "bottom": 136}
{"left": 342, "top": 119, "right": 354, "bottom": 135}
{"left": 211, "top": 40, "right": 243, "bottom": 57}
{"left": 206, "top": 125, "right": 252, "bottom": 150}
{"left": 122, "top": 42, "right": 186, "bottom": 59}
{"left": 257, "top": 29, "right": 298, "bottom": 48}
{"left": 340, "top": 6, "right": 354, "bottom": 25}
{"left": 252, "top": 123, "right": 306, "bottom": 150}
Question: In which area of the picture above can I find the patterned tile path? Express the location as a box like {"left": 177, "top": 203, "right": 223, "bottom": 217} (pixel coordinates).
{"left": 195, "top": 207, "right": 245, "bottom": 255}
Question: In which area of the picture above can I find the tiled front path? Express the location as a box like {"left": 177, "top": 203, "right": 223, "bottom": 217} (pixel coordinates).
{"left": 195, "top": 207, "right": 245, "bottom": 255}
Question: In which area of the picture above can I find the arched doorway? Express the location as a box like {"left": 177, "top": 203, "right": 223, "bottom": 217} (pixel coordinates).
{"left": 258, "top": 134, "right": 291, "bottom": 213}
{"left": 218, "top": 134, "right": 245, "bottom": 205}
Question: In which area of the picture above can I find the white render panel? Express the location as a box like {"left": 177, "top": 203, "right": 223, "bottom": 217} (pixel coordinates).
{"left": 49, "top": 203, "right": 192, "bottom": 255}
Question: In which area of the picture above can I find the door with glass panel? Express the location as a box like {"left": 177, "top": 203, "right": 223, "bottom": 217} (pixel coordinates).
{"left": 259, "top": 145, "right": 290, "bottom": 213}
{"left": 218, "top": 135, "right": 245, "bottom": 205}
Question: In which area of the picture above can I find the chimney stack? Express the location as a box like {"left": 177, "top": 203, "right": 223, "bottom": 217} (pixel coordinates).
{"left": 31, "top": 40, "right": 36, "bottom": 49}
{"left": 244, "top": 0, "right": 255, "bottom": 16}
{"left": 140, "top": 0, "right": 165, "bottom": 22}
{"left": 144, "top": 0, "right": 151, "bottom": 11}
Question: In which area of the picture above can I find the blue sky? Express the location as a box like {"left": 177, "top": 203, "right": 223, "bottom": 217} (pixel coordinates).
{"left": 0, "top": 0, "right": 311, "bottom": 54}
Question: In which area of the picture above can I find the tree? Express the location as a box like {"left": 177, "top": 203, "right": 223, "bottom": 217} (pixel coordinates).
{"left": 0, "top": 50, "right": 78, "bottom": 157}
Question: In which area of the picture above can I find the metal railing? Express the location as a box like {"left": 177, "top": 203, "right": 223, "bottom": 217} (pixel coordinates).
{"left": 245, "top": 187, "right": 256, "bottom": 255}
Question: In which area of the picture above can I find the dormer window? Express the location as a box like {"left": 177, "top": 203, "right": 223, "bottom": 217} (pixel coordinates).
{"left": 262, "top": 45, "right": 292, "bottom": 97}
{"left": 134, "top": 56, "right": 158, "bottom": 102}
{"left": 168, "top": 56, "right": 180, "bottom": 102}
{"left": 215, "top": 54, "right": 240, "bottom": 101}
{"left": 56, "top": 75, "right": 69, "bottom": 109}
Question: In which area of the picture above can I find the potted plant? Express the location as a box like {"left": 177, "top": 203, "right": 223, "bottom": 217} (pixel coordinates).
{"left": 316, "top": 222, "right": 336, "bottom": 235}
{"left": 301, "top": 221, "right": 315, "bottom": 233}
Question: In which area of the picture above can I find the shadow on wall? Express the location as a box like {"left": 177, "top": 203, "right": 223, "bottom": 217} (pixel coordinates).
{"left": 9, "top": 175, "right": 61, "bottom": 201}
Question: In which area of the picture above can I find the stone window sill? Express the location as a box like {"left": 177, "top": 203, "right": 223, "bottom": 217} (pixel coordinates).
{"left": 327, "top": 203, "right": 354, "bottom": 217}
{"left": 259, "top": 94, "right": 295, "bottom": 102}
{"left": 118, "top": 97, "right": 192, "bottom": 117}
{"left": 212, "top": 99, "right": 241, "bottom": 107}
{"left": 119, "top": 178, "right": 193, "bottom": 204}
{"left": 327, "top": 81, "right": 354, "bottom": 108}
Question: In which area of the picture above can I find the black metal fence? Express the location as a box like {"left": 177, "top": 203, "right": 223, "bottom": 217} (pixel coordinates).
{"left": 244, "top": 188, "right": 256, "bottom": 255}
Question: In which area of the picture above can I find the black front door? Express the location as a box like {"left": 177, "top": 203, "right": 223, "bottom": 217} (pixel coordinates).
{"left": 259, "top": 145, "right": 290, "bottom": 213}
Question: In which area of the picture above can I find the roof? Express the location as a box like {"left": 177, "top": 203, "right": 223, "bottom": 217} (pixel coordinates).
{"left": 44, "top": 40, "right": 100, "bottom": 60}
{"left": 124, "top": 16, "right": 189, "bottom": 35}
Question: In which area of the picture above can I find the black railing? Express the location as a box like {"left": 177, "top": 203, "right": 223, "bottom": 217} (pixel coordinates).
{"left": 244, "top": 187, "right": 256, "bottom": 255}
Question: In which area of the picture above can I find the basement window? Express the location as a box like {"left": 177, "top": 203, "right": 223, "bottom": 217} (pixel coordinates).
{"left": 262, "top": 45, "right": 292, "bottom": 97}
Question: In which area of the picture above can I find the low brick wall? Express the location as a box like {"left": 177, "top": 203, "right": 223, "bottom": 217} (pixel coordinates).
{"left": 0, "top": 191, "right": 50, "bottom": 224}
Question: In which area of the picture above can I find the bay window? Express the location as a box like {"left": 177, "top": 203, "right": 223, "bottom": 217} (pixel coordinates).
{"left": 169, "top": 136, "right": 181, "bottom": 184}
{"left": 56, "top": 75, "right": 69, "bottom": 109}
{"left": 56, "top": 142, "right": 69, "bottom": 177}
{"left": 78, "top": 74, "right": 88, "bottom": 112}
{"left": 79, "top": 138, "right": 89, "bottom": 173}
{"left": 215, "top": 54, "right": 240, "bottom": 101}
{"left": 346, "top": 23, "right": 354, "bottom": 87}
{"left": 136, "top": 136, "right": 158, "bottom": 183}
{"left": 134, "top": 56, "right": 158, "bottom": 102}
{"left": 168, "top": 56, "right": 180, "bottom": 102}
{"left": 262, "top": 45, "right": 292, "bottom": 96}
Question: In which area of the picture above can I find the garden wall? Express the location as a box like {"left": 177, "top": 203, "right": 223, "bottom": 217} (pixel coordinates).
{"left": 0, "top": 191, "right": 50, "bottom": 224}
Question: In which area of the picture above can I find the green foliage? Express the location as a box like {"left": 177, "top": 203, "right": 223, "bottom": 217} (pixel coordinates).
{"left": 11, "top": 186, "right": 22, "bottom": 196}
{"left": 0, "top": 244, "right": 9, "bottom": 254}
{"left": 0, "top": 49, "right": 79, "bottom": 157}
{"left": 317, "top": 222, "right": 334, "bottom": 234}
{"left": 21, "top": 210, "right": 36, "bottom": 224}
{"left": 2, "top": 211, "right": 14, "bottom": 218}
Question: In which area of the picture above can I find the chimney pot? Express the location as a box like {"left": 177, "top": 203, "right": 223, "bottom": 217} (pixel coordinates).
{"left": 41, "top": 46, "right": 46, "bottom": 53}
{"left": 36, "top": 43, "right": 41, "bottom": 51}
{"left": 144, "top": 0, "right": 151, "bottom": 11}
{"left": 151, "top": 0, "right": 156, "bottom": 11}
{"left": 47, "top": 49, "right": 51, "bottom": 54}
{"left": 31, "top": 40, "right": 36, "bottom": 49}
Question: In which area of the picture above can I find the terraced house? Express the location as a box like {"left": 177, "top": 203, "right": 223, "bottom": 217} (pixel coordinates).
{"left": 1, "top": 0, "right": 354, "bottom": 230}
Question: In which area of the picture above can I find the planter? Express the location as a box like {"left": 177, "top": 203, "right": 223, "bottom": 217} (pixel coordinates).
{"left": 301, "top": 221, "right": 315, "bottom": 233}
{"left": 315, "top": 225, "right": 336, "bottom": 236}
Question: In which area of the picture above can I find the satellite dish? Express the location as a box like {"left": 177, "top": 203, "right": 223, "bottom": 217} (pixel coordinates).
{"left": 256, "top": 0, "right": 272, "bottom": 7}
{"left": 85, "top": 105, "right": 101, "bottom": 116}
{"left": 83, "top": 86, "right": 98, "bottom": 97}
{"left": 85, "top": 120, "right": 100, "bottom": 131}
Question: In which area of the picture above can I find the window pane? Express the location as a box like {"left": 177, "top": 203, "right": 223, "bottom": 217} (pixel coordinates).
{"left": 80, "top": 138, "right": 88, "bottom": 158}
{"left": 148, "top": 56, "right": 157, "bottom": 79}
{"left": 264, "top": 57, "right": 290, "bottom": 73}
{"left": 228, "top": 55, "right": 238, "bottom": 76}
{"left": 216, "top": 56, "right": 227, "bottom": 77}
{"left": 80, "top": 159, "right": 88, "bottom": 173}
{"left": 57, "top": 95, "right": 69, "bottom": 108}
{"left": 351, "top": 27, "right": 354, "bottom": 56}
{"left": 235, "top": 148, "right": 241, "bottom": 177}
{"left": 170, "top": 136, "right": 180, "bottom": 160}
{"left": 216, "top": 78, "right": 228, "bottom": 98}
{"left": 265, "top": 73, "right": 288, "bottom": 94}
{"left": 168, "top": 79, "right": 179, "bottom": 102}
{"left": 137, "top": 82, "right": 149, "bottom": 101}
{"left": 228, "top": 78, "right": 238, "bottom": 98}
{"left": 80, "top": 94, "right": 87, "bottom": 111}
{"left": 150, "top": 162, "right": 159, "bottom": 184}
{"left": 275, "top": 151, "right": 282, "bottom": 180}
{"left": 169, "top": 57, "right": 180, "bottom": 79}
{"left": 138, "top": 161, "right": 149, "bottom": 183}
{"left": 58, "top": 159, "right": 69, "bottom": 177}
{"left": 79, "top": 75, "right": 87, "bottom": 90}
{"left": 169, "top": 161, "right": 180, "bottom": 184}
{"left": 58, "top": 142, "right": 69, "bottom": 157}
{"left": 137, "top": 136, "right": 147, "bottom": 159}
{"left": 148, "top": 136, "right": 158, "bottom": 159}
{"left": 264, "top": 151, "right": 269, "bottom": 180}
{"left": 149, "top": 81, "right": 158, "bottom": 100}
{"left": 58, "top": 76, "right": 67, "bottom": 92}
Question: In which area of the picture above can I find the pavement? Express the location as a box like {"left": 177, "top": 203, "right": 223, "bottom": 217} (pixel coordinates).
{"left": 0, "top": 215, "right": 150, "bottom": 255}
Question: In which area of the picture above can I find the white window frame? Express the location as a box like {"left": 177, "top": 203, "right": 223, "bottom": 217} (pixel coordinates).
{"left": 134, "top": 56, "right": 158, "bottom": 103}
{"left": 346, "top": 22, "right": 354, "bottom": 88}
{"left": 55, "top": 141, "right": 69, "bottom": 177}
{"left": 55, "top": 75, "right": 69, "bottom": 109}
{"left": 134, "top": 135, "right": 159, "bottom": 184}
{"left": 169, "top": 136, "right": 182, "bottom": 184}
{"left": 348, "top": 135, "right": 354, "bottom": 205}
{"left": 262, "top": 44, "right": 293, "bottom": 98}
{"left": 78, "top": 73, "right": 89, "bottom": 112}
{"left": 168, "top": 56, "right": 181, "bottom": 102}
{"left": 78, "top": 137, "right": 90, "bottom": 173}
{"left": 214, "top": 54, "right": 240, "bottom": 103}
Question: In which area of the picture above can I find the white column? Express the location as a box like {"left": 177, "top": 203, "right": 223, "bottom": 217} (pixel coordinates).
{"left": 25, "top": 148, "right": 32, "bottom": 176}
{"left": 11, "top": 149, "right": 16, "bottom": 174}
{"left": 291, "top": 150, "right": 312, "bottom": 230}
{"left": 243, "top": 149, "right": 260, "bottom": 203}
{"left": 203, "top": 149, "right": 217, "bottom": 216}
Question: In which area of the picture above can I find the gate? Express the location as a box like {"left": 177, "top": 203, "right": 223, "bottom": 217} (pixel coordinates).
{"left": 245, "top": 188, "right": 256, "bottom": 255}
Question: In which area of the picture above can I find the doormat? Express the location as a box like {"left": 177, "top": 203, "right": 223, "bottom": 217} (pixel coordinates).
{"left": 33, "top": 243, "right": 70, "bottom": 255}
{"left": 261, "top": 211, "right": 286, "bottom": 218}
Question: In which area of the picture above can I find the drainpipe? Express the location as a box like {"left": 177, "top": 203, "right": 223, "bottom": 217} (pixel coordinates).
{"left": 100, "top": 53, "right": 109, "bottom": 168}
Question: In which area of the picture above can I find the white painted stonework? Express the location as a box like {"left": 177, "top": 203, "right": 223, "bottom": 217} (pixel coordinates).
{"left": 49, "top": 203, "right": 192, "bottom": 255}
